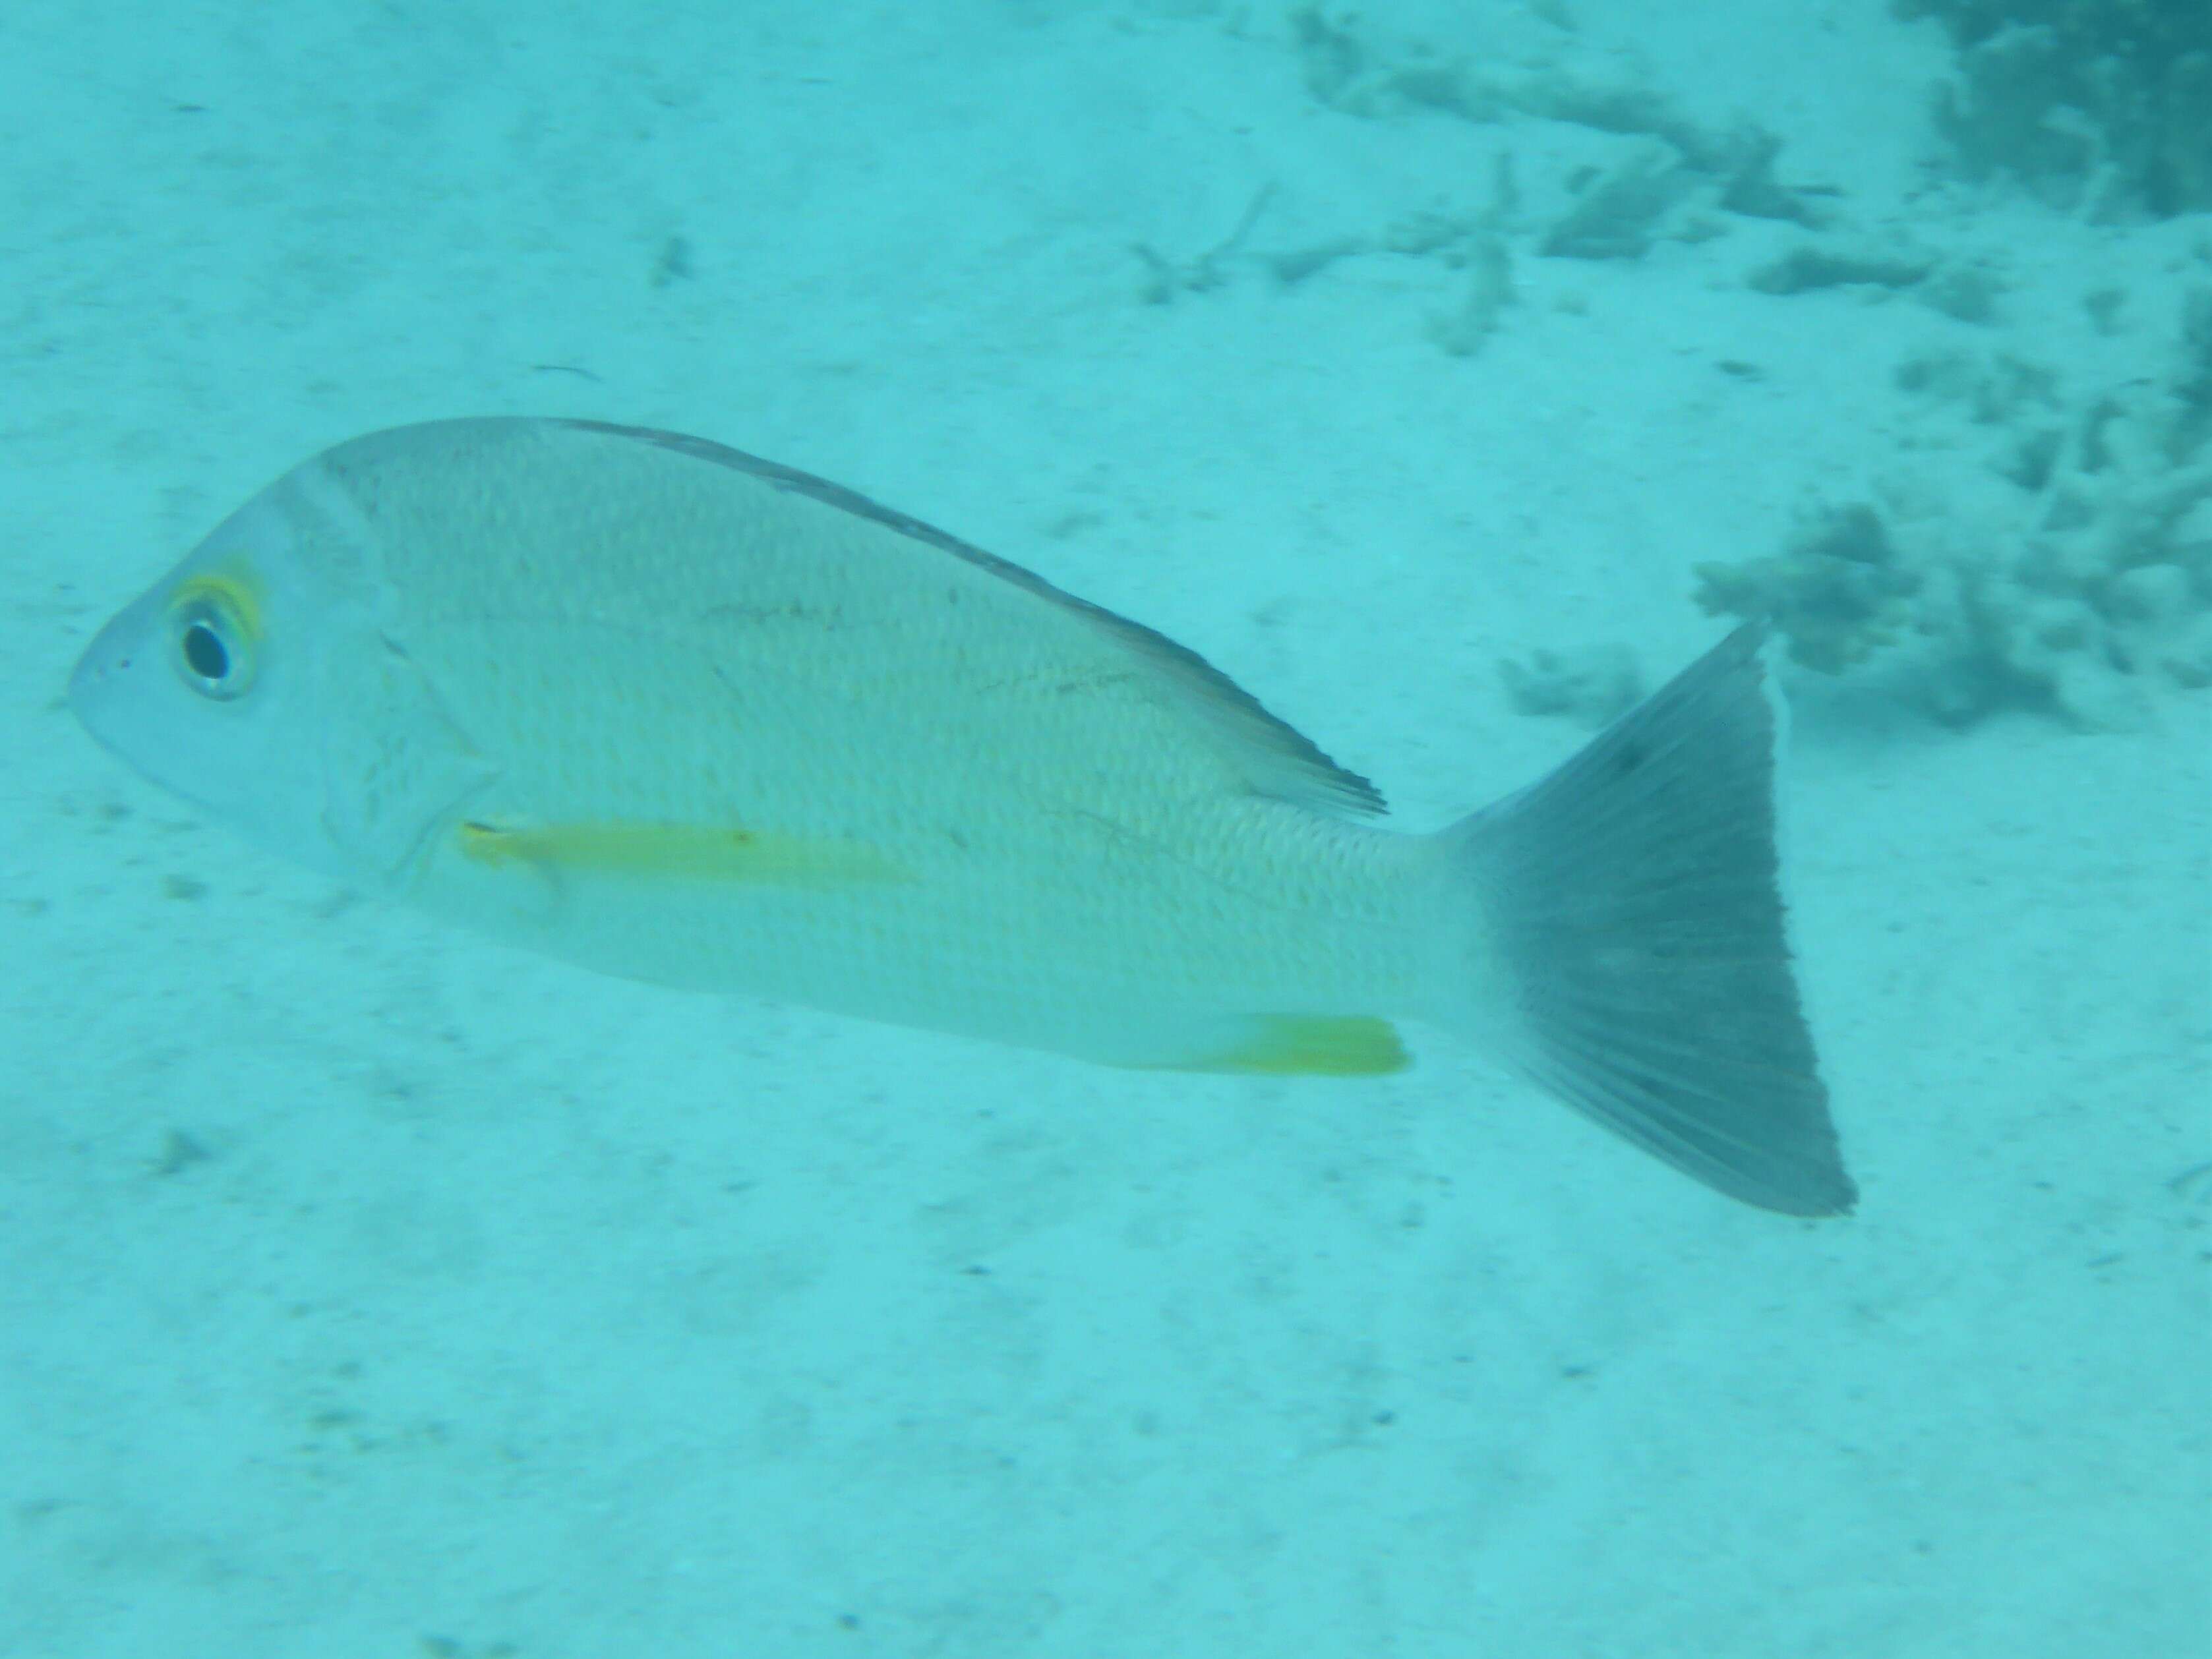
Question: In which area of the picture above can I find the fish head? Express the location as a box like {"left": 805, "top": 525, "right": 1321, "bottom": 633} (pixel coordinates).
{"left": 69, "top": 455, "right": 493, "bottom": 890}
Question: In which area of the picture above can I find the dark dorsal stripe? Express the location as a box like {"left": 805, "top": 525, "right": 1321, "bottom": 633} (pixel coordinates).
{"left": 561, "top": 419, "right": 1389, "bottom": 819}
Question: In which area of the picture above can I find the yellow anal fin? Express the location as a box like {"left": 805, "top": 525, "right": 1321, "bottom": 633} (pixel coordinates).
{"left": 1164, "top": 1014, "right": 1410, "bottom": 1078}
{"left": 456, "top": 819, "right": 909, "bottom": 887}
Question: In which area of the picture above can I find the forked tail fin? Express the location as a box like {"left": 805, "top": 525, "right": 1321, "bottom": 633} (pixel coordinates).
{"left": 1444, "top": 625, "right": 1856, "bottom": 1215}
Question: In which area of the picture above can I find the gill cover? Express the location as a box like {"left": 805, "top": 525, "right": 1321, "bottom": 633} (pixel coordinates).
{"left": 70, "top": 459, "right": 494, "bottom": 890}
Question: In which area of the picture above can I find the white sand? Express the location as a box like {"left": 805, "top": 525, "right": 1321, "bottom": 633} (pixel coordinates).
{"left": 4, "top": 1, "right": 2207, "bottom": 1653}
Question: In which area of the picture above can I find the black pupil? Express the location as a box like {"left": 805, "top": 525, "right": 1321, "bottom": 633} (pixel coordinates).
{"left": 182, "top": 620, "right": 231, "bottom": 683}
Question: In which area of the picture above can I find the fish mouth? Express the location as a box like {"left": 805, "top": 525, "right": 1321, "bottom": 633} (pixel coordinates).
{"left": 67, "top": 600, "right": 160, "bottom": 762}
{"left": 64, "top": 598, "right": 257, "bottom": 831}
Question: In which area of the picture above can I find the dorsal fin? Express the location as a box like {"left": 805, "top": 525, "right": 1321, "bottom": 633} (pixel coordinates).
{"left": 563, "top": 420, "right": 1389, "bottom": 819}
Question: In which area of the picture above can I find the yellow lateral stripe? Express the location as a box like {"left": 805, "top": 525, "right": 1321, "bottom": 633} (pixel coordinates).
{"left": 456, "top": 819, "right": 911, "bottom": 886}
{"left": 1168, "top": 1014, "right": 1411, "bottom": 1077}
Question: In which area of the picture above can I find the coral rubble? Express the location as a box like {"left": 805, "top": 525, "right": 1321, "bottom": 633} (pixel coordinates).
{"left": 1898, "top": 0, "right": 2212, "bottom": 215}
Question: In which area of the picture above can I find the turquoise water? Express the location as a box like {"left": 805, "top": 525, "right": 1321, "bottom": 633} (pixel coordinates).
{"left": 6, "top": 3, "right": 2208, "bottom": 1654}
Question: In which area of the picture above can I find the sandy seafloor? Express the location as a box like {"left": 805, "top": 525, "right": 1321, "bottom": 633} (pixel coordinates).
{"left": 4, "top": 1, "right": 2209, "bottom": 1654}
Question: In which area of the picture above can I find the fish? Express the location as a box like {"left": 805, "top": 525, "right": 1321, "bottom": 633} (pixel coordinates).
{"left": 67, "top": 417, "right": 1855, "bottom": 1215}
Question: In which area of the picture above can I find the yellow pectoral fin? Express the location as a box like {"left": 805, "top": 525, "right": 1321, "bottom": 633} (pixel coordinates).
{"left": 456, "top": 819, "right": 911, "bottom": 888}
{"left": 1151, "top": 1014, "right": 1412, "bottom": 1078}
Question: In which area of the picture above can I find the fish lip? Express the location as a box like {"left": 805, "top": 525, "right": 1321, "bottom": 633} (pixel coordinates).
{"left": 65, "top": 639, "right": 100, "bottom": 725}
{"left": 65, "top": 607, "right": 146, "bottom": 758}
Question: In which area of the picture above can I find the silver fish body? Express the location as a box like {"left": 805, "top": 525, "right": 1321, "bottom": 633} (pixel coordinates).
{"left": 70, "top": 418, "right": 1855, "bottom": 1214}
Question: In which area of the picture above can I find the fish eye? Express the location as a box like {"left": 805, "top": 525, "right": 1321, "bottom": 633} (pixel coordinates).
{"left": 170, "top": 592, "right": 257, "bottom": 700}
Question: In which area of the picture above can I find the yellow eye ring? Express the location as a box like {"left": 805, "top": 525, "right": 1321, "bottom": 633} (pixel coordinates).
{"left": 168, "top": 574, "right": 261, "bottom": 701}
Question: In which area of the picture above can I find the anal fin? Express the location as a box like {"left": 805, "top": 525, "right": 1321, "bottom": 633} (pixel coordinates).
{"left": 1139, "top": 1014, "right": 1410, "bottom": 1078}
